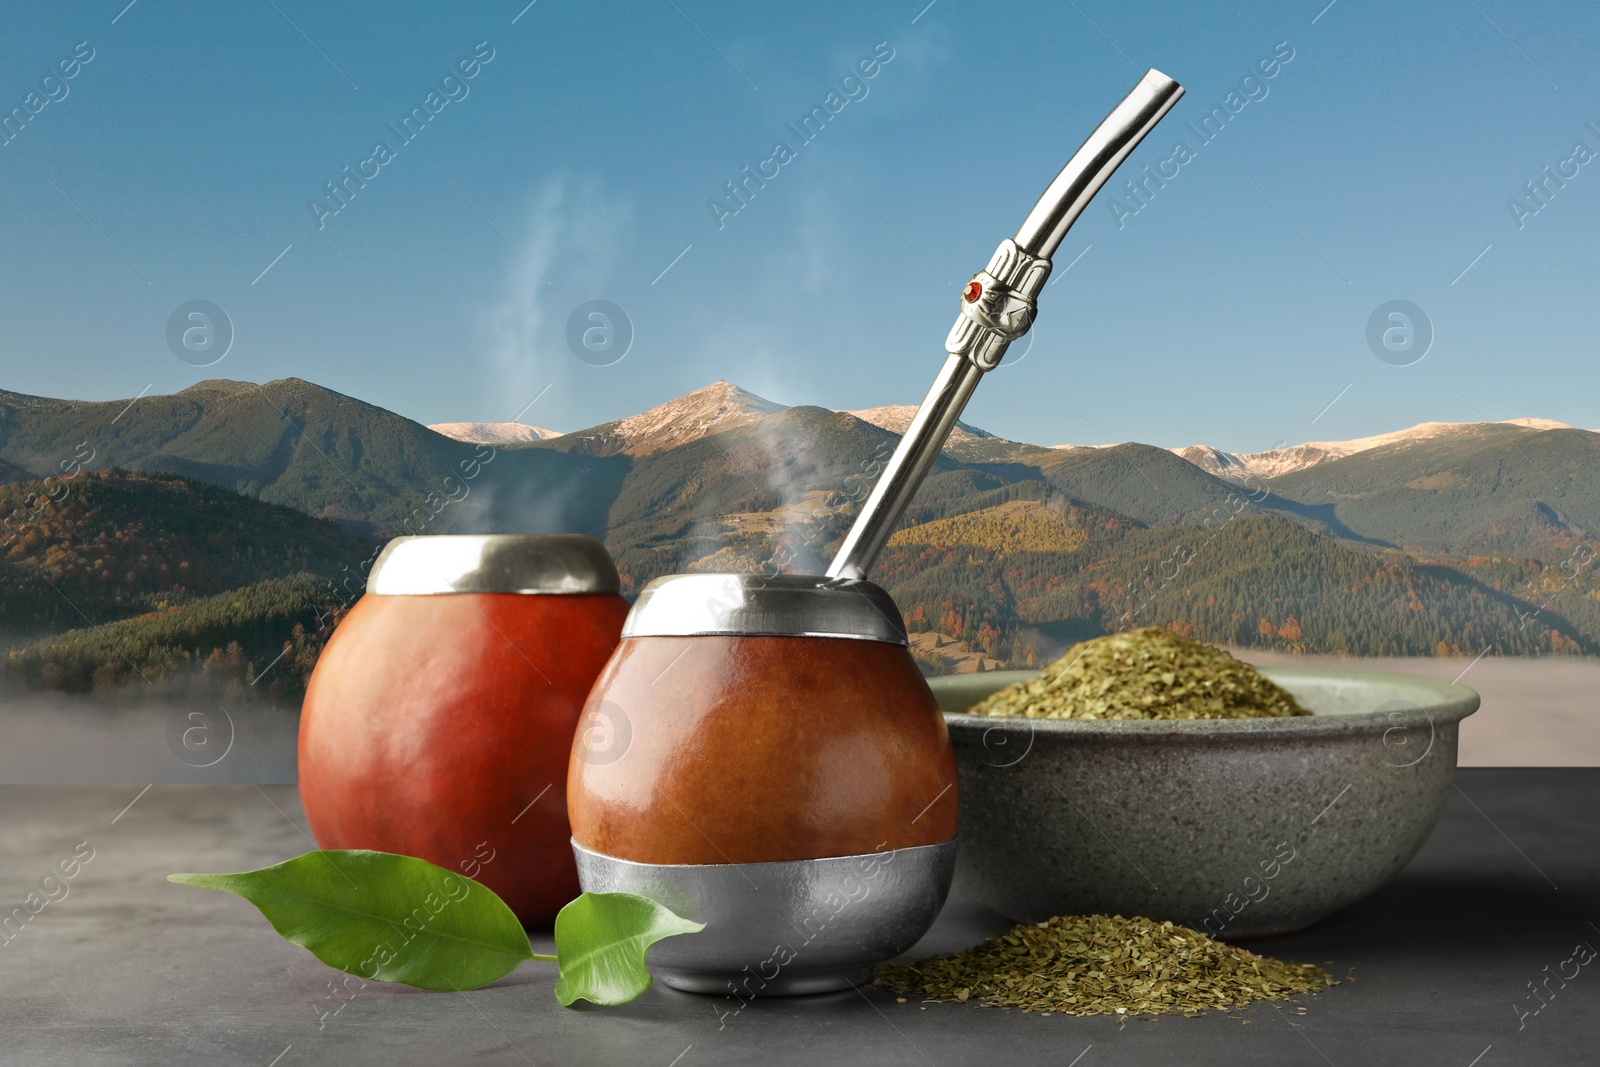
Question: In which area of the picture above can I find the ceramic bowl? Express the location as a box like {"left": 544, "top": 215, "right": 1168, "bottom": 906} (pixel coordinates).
{"left": 932, "top": 666, "right": 1478, "bottom": 937}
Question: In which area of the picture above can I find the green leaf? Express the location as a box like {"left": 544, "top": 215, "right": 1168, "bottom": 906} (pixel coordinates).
{"left": 552, "top": 892, "right": 705, "bottom": 1006}
{"left": 169, "top": 849, "right": 540, "bottom": 991}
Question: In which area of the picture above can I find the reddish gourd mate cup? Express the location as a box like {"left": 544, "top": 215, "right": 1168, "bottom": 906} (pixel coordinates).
{"left": 299, "top": 534, "right": 628, "bottom": 926}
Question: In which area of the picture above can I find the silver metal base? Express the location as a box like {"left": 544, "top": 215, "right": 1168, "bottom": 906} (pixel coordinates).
{"left": 572, "top": 839, "right": 956, "bottom": 996}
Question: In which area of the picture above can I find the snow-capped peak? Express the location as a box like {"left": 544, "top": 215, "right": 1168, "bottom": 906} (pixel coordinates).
{"left": 428, "top": 421, "right": 563, "bottom": 446}
{"left": 604, "top": 381, "right": 787, "bottom": 454}
{"left": 843, "top": 404, "right": 996, "bottom": 446}
{"left": 1171, "top": 418, "right": 1578, "bottom": 480}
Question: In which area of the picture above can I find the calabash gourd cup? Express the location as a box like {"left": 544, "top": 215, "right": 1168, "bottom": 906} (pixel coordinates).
{"left": 300, "top": 534, "right": 628, "bottom": 926}
{"left": 570, "top": 68, "right": 1186, "bottom": 995}
{"left": 568, "top": 573, "right": 959, "bottom": 995}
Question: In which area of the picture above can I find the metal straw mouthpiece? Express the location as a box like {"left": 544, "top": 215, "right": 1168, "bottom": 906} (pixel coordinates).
{"left": 827, "top": 69, "right": 1184, "bottom": 580}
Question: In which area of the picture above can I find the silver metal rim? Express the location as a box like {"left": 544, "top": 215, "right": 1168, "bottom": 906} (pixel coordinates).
{"left": 621, "top": 572, "right": 907, "bottom": 645}
{"left": 367, "top": 534, "right": 620, "bottom": 596}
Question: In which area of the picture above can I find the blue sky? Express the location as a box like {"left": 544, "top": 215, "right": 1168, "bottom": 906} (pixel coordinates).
{"left": 1, "top": 0, "right": 1597, "bottom": 452}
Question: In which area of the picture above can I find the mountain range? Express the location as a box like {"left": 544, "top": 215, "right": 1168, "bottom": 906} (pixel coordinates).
{"left": 4, "top": 377, "right": 1599, "bottom": 695}
{"left": 427, "top": 382, "right": 1585, "bottom": 483}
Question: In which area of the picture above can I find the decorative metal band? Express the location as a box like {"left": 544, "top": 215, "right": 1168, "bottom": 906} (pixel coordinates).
{"left": 945, "top": 238, "right": 1053, "bottom": 371}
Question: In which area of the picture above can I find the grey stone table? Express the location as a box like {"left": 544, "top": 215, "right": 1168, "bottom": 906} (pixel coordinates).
{"left": 1, "top": 769, "right": 1595, "bottom": 1066}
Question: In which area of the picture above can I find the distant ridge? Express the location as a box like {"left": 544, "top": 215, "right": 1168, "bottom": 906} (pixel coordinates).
{"left": 1170, "top": 418, "right": 1580, "bottom": 479}
{"left": 428, "top": 421, "right": 562, "bottom": 446}
{"left": 840, "top": 402, "right": 1051, "bottom": 462}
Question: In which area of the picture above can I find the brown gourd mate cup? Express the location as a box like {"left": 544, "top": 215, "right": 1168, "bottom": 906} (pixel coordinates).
{"left": 568, "top": 574, "right": 960, "bottom": 995}
{"left": 568, "top": 68, "right": 1185, "bottom": 996}
{"left": 299, "top": 534, "right": 628, "bottom": 926}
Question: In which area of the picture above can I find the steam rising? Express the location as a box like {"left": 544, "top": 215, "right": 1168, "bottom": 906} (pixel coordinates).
{"left": 479, "top": 176, "right": 634, "bottom": 424}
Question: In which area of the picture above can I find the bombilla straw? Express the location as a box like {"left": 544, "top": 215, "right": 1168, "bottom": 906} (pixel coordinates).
{"left": 826, "top": 69, "right": 1183, "bottom": 581}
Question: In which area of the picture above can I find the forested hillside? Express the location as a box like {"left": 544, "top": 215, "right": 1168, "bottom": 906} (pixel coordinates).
{"left": 875, "top": 512, "right": 1585, "bottom": 666}
{"left": 3, "top": 573, "right": 341, "bottom": 704}
{"left": 0, "top": 470, "right": 370, "bottom": 703}
{"left": 0, "top": 469, "right": 372, "bottom": 636}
